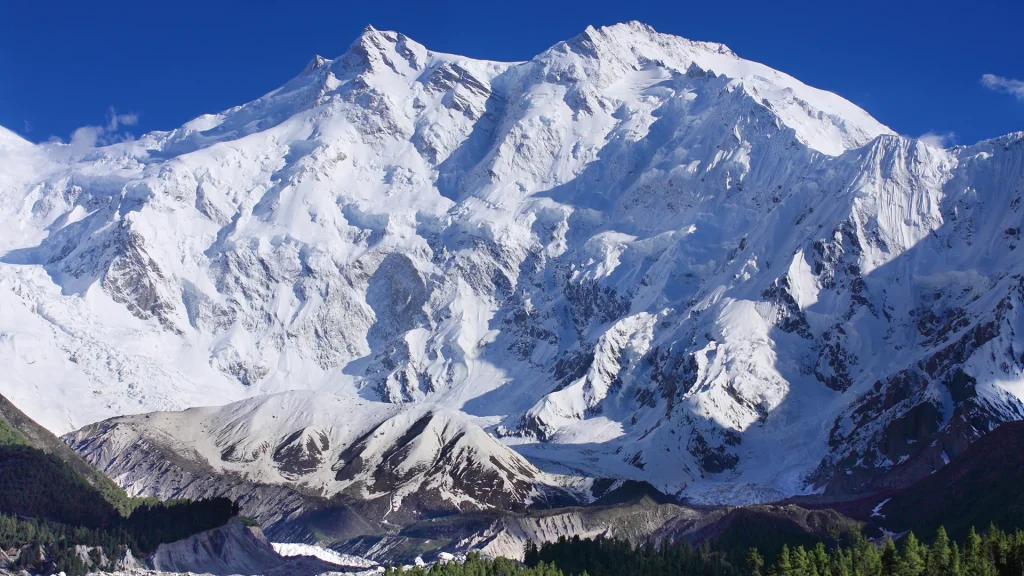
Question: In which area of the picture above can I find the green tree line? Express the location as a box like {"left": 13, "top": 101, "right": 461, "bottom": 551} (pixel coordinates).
{"left": 384, "top": 552, "right": 563, "bottom": 576}
{"left": 0, "top": 497, "right": 239, "bottom": 576}
{"left": 762, "top": 525, "right": 1024, "bottom": 576}
{"left": 0, "top": 513, "right": 133, "bottom": 576}
{"left": 519, "top": 524, "right": 1024, "bottom": 576}
{"left": 526, "top": 534, "right": 744, "bottom": 576}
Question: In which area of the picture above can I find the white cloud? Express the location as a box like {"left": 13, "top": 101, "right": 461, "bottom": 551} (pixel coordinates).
{"left": 67, "top": 107, "right": 140, "bottom": 152}
{"left": 981, "top": 74, "right": 1024, "bottom": 101}
{"left": 106, "top": 110, "right": 138, "bottom": 131}
{"left": 918, "top": 131, "right": 956, "bottom": 148}
{"left": 70, "top": 125, "right": 104, "bottom": 150}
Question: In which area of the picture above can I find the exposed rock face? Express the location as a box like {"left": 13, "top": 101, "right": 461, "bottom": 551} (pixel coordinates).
{"left": 325, "top": 492, "right": 706, "bottom": 564}
{"left": 147, "top": 517, "right": 343, "bottom": 576}
{"left": 2, "top": 22, "right": 1024, "bottom": 509}
{"left": 147, "top": 518, "right": 281, "bottom": 574}
{"left": 329, "top": 493, "right": 859, "bottom": 565}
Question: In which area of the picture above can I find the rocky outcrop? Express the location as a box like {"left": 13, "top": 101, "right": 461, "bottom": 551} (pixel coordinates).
{"left": 147, "top": 518, "right": 340, "bottom": 576}
{"left": 147, "top": 518, "right": 278, "bottom": 574}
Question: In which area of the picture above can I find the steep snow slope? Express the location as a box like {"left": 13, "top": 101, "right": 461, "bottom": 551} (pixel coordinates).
{"left": 3, "top": 22, "right": 1024, "bottom": 508}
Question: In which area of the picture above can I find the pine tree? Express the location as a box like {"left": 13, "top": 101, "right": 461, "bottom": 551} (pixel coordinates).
{"left": 854, "top": 529, "right": 882, "bottom": 576}
{"left": 776, "top": 544, "right": 793, "bottom": 576}
{"left": 811, "top": 543, "right": 831, "bottom": 576}
{"left": 881, "top": 537, "right": 900, "bottom": 576}
{"left": 963, "top": 527, "right": 990, "bottom": 576}
{"left": 524, "top": 540, "right": 540, "bottom": 567}
{"left": 748, "top": 548, "right": 765, "bottom": 576}
{"left": 792, "top": 545, "right": 811, "bottom": 576}
{"left": 900, "top": 532, "right": 926, "bottom": 576}
{"left": 929, "top": 526, "right": 953, "bottom": 576}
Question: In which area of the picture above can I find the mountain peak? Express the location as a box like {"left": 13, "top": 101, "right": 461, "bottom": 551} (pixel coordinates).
{"left": 349, "top": 23, "right": 401, "bottom": 48}
{"left": 301, "top": 54, "right": 330, "bottom": 75}
{"left": 533, "top": 21, "right": 887, "bottom": 155}
{"left": 571, "top": 21, "right": 735, "bottom": 59}
{"left": 336, "top": 24, "right": 426, "bottom": 76}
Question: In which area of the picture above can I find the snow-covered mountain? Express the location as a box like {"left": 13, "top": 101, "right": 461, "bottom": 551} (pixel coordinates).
{"left": 3, "top": 22, "right": 1024, "bottom": 510}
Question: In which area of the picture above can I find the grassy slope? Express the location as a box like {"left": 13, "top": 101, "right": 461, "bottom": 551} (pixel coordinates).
{"left": 0, "top": 394, "right": 143, "bottom": 515}
{"left": 0, "top": 445, "right": 121, "bottom": 527}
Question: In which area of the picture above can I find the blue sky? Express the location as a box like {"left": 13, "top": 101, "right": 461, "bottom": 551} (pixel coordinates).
{"left": 1, "top": 0, "right": 1022, "bottom": 146}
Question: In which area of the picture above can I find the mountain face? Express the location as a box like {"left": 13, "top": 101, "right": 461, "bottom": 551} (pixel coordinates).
{"left": 831, "top": 420, "right": 1024, "bottom": 541}
{"left": 2, "top": 22, "right": 1024, "bottom": 513}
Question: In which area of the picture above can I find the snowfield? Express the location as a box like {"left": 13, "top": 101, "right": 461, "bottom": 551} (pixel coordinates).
{"left": 272, "top": 542, "right": 377, "bottom": 568}
{"left": 3, "top": 22, "right": 1024, "bottom": 511}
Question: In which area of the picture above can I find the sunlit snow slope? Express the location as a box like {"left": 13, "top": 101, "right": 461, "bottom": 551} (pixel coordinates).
{"left": 4, "top": 22, "right": 1024, "bottom": 506}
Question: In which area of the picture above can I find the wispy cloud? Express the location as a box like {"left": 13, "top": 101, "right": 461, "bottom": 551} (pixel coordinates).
{"left": 65, "top": 107, "right": 140, "bottom": 151}
{"left": 918, "top": 131, "right": 956, "bottom": 148}
{"left": 981, "top": 74, "right": 1024, "bottom": 101}
{"left": 107, "top": 110, "right": 138, "bottom": 131}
